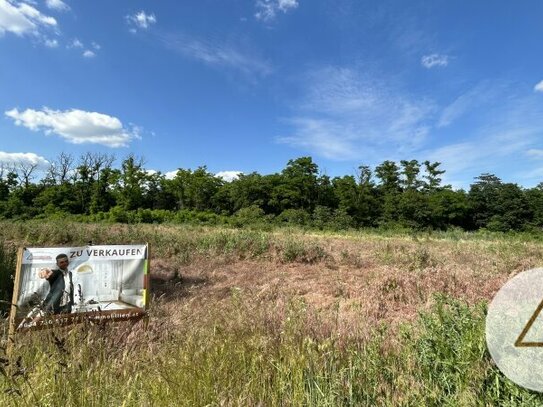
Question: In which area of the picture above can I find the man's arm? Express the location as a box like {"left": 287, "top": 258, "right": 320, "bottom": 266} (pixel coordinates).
{"left": 39, "top": 268, "right": 60, "bottom": 283}
{"left": 38, "top": 268, "right": 53, "bottom": 279}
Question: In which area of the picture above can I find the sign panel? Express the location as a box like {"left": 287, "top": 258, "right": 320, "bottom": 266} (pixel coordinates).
{"left": 11, "top": 244, "right": 149, "bottom": 332}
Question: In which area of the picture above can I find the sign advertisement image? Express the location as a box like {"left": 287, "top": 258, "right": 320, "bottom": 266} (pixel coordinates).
{"left": 10, "top": 244, "right": 149, "bottom": 332}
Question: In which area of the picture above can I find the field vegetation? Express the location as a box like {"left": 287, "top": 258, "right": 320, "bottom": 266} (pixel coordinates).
{"left": 1, "top": 221, "right": 543, "bottom": 405}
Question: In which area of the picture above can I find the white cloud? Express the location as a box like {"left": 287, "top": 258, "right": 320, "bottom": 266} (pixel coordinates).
{"left": 162, "top": 33, "right": 272, "bottom": 77}
{"left": 437, "top": 81, "right": 502, "bottom": 128}
{"left": 278, "top": 118, "right": 363, "bottom": 160}
{"left": 44, "top": 37, "right": 57, "bottom": 47}
{"left": 424, "top": 128, "right": 536, "bottom": 187}
{"left": 163, "top": 170, "right": 243, "bottom": 181}
{"left": 534, "top": 80, "right": 543, "bottom": 93}
{"left": 0, "top": 0, "right": 57, "bottom": 37}
{"left": 278, "top": 66, "right": 434, "bottom": 160}
{"left": 255, "top": 0, "right": 299, "bottom": 21}
{"left": 423, "top": 84, "right": 543, "bottom": 187}
{"left": 5, "top": 107, "right": 139, "bottom": 147}
{"left": 0, "top": 151, "right": 49, "bottom": 169}
{"left": 68, "top": 38, "right": 99, "bottom": 56}
{"left": 45, "top": 0, "right": 69, "bottom": 12}
{"left": 216, "top": 171, "right": 242, "bottom": 182}
{"left": 68, "top": 37, "right": 82, "bottom": 48}
{"left": 421, "top": 54, "right": 449, "bottom": 68}
{"left": 126, "top": 10, "right": 156, "bottom": 31}
{"left": 279, "top": 69, "right": 543, "bottom": 187}
{"left": 145, "top": 169, "right": 181, "bottom": 180}
{"left": 527, "top": 149, "right": 543, "bottom": 159}
{"left": 518, "top": 167, "right": 543, "bottom": 183}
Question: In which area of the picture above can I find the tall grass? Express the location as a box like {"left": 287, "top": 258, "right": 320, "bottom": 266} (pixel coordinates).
{"left": 1, "top": 221, "right": 542, "bottom": 405}
{"left": 1, "top": 295, "right": 541, "bottom": 406}
{"left": 0, "top": 221, "right": 333, "bottom": 266}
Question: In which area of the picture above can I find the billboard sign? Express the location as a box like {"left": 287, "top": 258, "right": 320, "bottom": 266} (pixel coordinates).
{"left": 9, "top": 244, "right": 149, "bottom": 332}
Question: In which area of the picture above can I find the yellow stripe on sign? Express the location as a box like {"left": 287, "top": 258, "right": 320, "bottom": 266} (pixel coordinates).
{"left": 143, "top": 289, "right": 147, "bottom": 307}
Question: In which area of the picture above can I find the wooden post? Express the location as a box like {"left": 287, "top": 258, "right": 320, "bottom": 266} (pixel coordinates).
{"left": 143, "top": 243, "right": 150, "bottom": 330}
{"left": 7, "top": 247, "right": 24, "bottom": 356}
{"left": 146, "top": 242, "right": 150, "bottom": 310}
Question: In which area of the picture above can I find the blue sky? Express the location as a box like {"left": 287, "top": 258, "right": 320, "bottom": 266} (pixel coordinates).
{"left": 1, "top": 0, "right": 543, "bottom": 188}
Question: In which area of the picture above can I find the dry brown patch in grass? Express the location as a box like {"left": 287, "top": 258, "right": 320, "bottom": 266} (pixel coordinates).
{"left": 148, "top": 233, "right": 543, "bottom": 335}
{"left": 150, "top": 258, "right": 179, "bottom": 281}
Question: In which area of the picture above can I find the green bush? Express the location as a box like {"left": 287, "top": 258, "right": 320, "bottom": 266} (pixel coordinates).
{"left": 276, "top": 209, "right": 311, "bottom": 226}
{"left": 329, "top": 208, "right": 353, "bottom": 230}
{"left": 232, "top": 205, "right": 266, "bottom": 227}
{"left": 172, "top": 209, "right": 228, "bottom": 225}
{"left": 108, "top": 205, "right": 131, "bottom": 223}
{"left": 312, "top": 205, "right": 333, "bottom": 230}
{"left": 0, "top": 240, "right": 16, "bottom": 316}
{"left": 134, "top": 209, "right": 173, "bottom": 224}
{"left": 408, "top": 295, "right": 543, "bottom": 405}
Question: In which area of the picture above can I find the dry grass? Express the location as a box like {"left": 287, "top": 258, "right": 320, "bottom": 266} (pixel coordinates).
{"left": 1, "top": 221, "right": 543, "bottom": 405}
{"left": 150, "top": 232, "right": 543, "bottom": 338}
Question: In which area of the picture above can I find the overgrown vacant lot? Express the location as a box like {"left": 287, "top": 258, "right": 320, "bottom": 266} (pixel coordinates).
{"left": 1, "top": 221, "right": 543, "bottom": 406}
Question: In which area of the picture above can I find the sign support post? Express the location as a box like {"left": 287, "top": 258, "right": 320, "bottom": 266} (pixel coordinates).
{"left": 7, "top": 247, "right": 24, "bottom": 356}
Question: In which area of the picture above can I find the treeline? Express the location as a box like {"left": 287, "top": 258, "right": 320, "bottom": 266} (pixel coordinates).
{"left": 0, "top": 153, "right": 542, "bottom": 232}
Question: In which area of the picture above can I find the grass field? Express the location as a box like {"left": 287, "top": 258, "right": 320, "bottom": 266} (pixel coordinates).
{"left": 1, "top": 221, "right": 543, "bottom": 406}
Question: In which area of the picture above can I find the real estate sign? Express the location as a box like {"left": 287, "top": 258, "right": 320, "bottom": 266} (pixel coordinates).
{"left": 9, "top": 244, "right": 149, "bottom": 333}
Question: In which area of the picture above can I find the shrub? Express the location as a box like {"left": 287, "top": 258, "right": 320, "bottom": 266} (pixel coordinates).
{"left": 0, "top": 240, "right": 16, "bottom": 316}
{"left": 329, "top": 208, "right": 353, "bottom": 230}
{"left": 312, "top": 205, "right": 333, "bottom": 230}
{"left": 232, "top": 205, "right": 266, "bottom": 227}
{"left": 276, "top": 209, "right": 311, "bottom": 226}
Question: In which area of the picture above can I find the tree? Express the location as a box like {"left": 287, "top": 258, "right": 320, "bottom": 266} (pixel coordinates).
{"left": 375, "top": 160, "right": 402, "bottom": 225}
{"left": 423, "top": 161, "right": 446, "bottom": 191}
{"left": 89, "top": 167, "right": 119, "bottom": 214}
{"left": 375, "top": 160, "right": 401, "bottom": 194}
{"left": 469, "top": 174, "right": 532, "bottom": 231}
{"left": 468, "top": 174, "right": 502, "bottom": 228}
{"left": 278, "top": 157, "right": 320, "bottom": 211}
{"left": 17, "top": 162, "right": 39, "bottom": 189}
{"left": 144, "top": 172, "right": 177, "bottom": 211}
{"left": 400, "top": 159, "right": 422, "bottom": 190}
{"left": 526, "top": 183, "right": 543, "bottom": 229}
{"left": 116, "top": 155, "right": 147, "bottom": 211}
{"left": 44, "top": 152, "right": 75, "bottom": 186}
{"left": 73, "top": 153, "right": 116, "bottom": 214}
{"left": 488, "top": 183, "right": 531, "bottom": 231}
{"left": 169, "top": 166, "right": 223, "bottom": 212}
{"left": 0, "top": 166, "right": 17, "bottom": 202}
{"left": 398, "top": 189, "right": 431, "bottom": 228}
{"left": 227, "top": 172, "right": 270, "bottom": 213}
{"left": 428, "top": 189, "right": 471, "bottom": 230}
{"left": 332, "top": 175, "right": 358, "bottom": 217}
{"left": 353, "top": 165, "right": 379, "bottom": 226}
{"left": 315, "top": 174, "right": 337, "bottom": 209}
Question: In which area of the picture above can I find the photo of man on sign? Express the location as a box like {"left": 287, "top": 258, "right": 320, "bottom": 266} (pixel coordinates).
{"left": 39, "top": 253, "right": 74, "bottom": 314}
{"left": 12, "top": 244, "right": 149, "bottom": 331}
